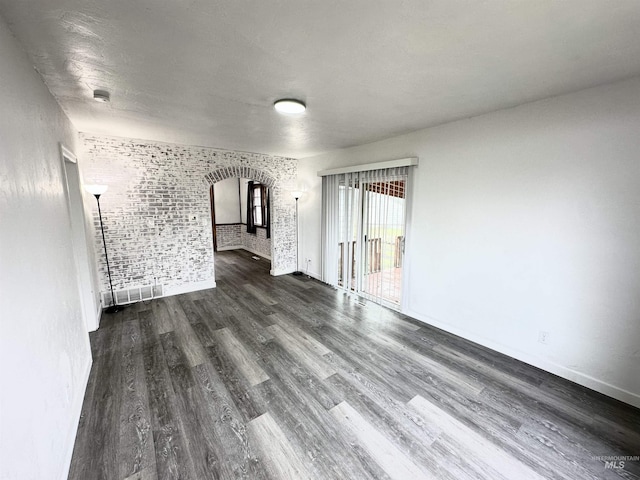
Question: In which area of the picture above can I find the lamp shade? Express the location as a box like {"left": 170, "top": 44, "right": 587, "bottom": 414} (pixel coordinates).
{"left": 84, "top": 184, "right": 108, "bottom": 196}
{"left": 291, "top": 190, "right": 303, "bottom": 199}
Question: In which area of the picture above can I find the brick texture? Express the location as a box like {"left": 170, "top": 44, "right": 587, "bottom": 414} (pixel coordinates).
{"left": 241, "top": 226, "right": 271, "bottom": 258}
{"left": 215, "top": 224, "right": 271, "bottom": 258}
{"left": 80, "top": 134, "right": 297, "bottom": 296}
{"left": 215, "top": 224, "right": 242, "bottom": 249}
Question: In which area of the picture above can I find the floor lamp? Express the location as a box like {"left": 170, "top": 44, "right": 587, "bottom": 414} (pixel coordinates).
{"left": 291, "top": 190, "right": 303, "bottom": 276}
{"left": 85, "top": 184, "right": 124, "bottom": 313}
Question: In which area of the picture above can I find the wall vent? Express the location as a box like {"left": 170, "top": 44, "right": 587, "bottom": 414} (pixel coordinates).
{"left": 102, "top": 284, "right": 163, "bottom": 307}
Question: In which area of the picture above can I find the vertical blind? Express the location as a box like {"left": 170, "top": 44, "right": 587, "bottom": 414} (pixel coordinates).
{"left": 322, "top": 166, "right": 409, "bottom": 304}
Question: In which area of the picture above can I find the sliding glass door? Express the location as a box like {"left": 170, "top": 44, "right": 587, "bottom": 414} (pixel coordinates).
{"left": 325, "top": 166, "right": 408, "bottom": 310}
{"left": 360, "top": 179, "right": 406, "bottom": 307}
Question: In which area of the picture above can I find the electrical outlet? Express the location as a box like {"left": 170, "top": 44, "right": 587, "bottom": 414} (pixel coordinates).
{"left": 538, "top": 331, "right": 550, "bottom": 345}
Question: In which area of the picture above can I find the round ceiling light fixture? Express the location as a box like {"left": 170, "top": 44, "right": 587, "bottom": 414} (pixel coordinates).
{"left": 274, "top": 98, "right": 306, "bottom": 114}
{"left": 93, "top": 89, "right": 110, "bottom": 102}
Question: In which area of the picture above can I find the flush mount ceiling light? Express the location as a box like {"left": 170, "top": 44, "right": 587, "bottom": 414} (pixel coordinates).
{"left": 274, "top": 98, "right": 306, "bottom": 114}
{"left": 93, "top": 89, "right": 110, "bottom": 102}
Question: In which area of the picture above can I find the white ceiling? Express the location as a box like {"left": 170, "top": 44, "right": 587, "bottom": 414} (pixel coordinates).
{"left": 2, "top": 1, "right": 640, "bottom": 159}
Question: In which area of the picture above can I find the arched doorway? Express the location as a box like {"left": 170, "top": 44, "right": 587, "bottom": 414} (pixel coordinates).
{"left": 204, "top": 166, "right": 294, "bottom": 276}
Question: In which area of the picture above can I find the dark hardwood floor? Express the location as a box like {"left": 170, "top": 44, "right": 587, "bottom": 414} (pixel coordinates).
{"left": 69, "top": 249, "right": 640, "bottom": 479}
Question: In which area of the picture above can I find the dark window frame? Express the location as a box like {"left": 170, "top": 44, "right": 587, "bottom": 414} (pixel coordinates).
{"left": 251, "top": 183, "right": 268, "bottom": 228}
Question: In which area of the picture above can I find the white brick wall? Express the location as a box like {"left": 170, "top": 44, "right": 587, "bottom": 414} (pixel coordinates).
{"left": 241, "top": 226, "right": 271, "bottom": 258}
{"left": 215, "top": 224, "right": 243, "bottom": 249}
{"left": 80, "top": 134, "right": 297, "bottom": 297}
{"left": 216, "top": 224, "right": 271, "bottom": 259}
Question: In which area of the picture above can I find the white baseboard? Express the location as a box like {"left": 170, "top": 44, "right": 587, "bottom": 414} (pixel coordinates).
{"left": 405, "top": 309, "right": 640, "bottom": 409}
{"left": 60, "top": 355, "right": 92, "bottom": 480}
{"left": 241, "top": 246, "right": 271, "bottom": 260}
{"left": 90, "top": 306, "right": 102, "bottom": 332}
{"left": 302, "top": 269, "right": 322, "bottom": 281}
{"left": 270, "top": 268, "right": 322, "bottom": 279}
{"left": 270, "top": 268, "right": 295, "bottom": 276}
{"left": 217, "top": 246, "right": 271, "bottom": 260}
{"left": 163, "top": 279, "right": 217, "bottom": 297}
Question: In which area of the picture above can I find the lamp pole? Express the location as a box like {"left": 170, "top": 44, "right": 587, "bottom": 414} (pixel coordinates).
{"left": 290, "top": 190, "right": 304, "bottom": 276}
{"left": 86, "top": 185, "right": 124, "bottom": 313}
{"left": 293, "top": 195, "right": 302, "bottom": 276}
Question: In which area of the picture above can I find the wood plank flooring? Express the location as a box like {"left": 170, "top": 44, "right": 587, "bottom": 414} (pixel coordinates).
{"left": 69, "top": 249, "right": 640, "bottom": 480}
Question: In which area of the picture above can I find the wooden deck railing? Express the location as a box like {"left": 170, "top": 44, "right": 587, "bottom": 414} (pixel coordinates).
{"left": 338, "top": 237, "right": 404, "bottom": 286}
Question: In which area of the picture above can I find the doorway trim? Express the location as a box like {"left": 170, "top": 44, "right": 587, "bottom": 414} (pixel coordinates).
{"left": 59, "top": 143, "right": 101, "bottom": 331}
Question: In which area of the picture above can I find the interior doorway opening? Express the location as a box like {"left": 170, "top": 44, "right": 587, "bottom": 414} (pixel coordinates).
{"left": 209, "top": 177, "right": 272, "bottom": 270}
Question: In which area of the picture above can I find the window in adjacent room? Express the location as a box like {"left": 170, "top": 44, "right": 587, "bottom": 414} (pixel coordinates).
{"left": 251, "top": 183, "right": 267, "bottom": 227}
{"left": 246, "top": 181, "right": 270, "bottom": 237}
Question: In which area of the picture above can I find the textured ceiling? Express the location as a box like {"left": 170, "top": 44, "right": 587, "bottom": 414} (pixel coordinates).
{"left": 2, "top": 0, "right": 640, "bottom": 158}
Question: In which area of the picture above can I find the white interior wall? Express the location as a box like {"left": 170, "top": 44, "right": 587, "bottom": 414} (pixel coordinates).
{"left": 0, "top": 16, "right": 92, "bottom": 480}
{"left": 213, "top": 177, "right": 267, "bottom": 226}
{"left": 213, "top": 177, "right": 241, "bottom": 224}
{"left": 298, "top": 77, "right": 640, "bottom": 408}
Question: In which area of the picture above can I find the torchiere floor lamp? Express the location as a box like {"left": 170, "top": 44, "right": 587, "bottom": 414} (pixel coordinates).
{"left": 291, "top": 190, "right": 303, "bottom": 276}
{"left": 85, "top": 184, "right": 124, "bottom": 313}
